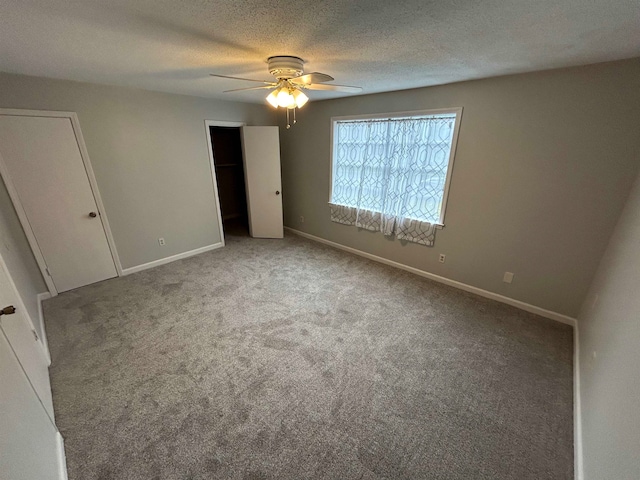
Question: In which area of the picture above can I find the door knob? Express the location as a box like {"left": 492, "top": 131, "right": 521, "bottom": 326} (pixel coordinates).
{"left": 0, "top": 306, "right": 16, "bottom": 316}
{"left": 275, "top": 191, "right": 280, "bottom": 195}
{"left": 89, "top": 212, "right": 97, "bottom": 218}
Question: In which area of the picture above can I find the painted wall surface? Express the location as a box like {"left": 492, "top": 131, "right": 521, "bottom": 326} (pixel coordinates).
{"left": 578, "top": 171, "right": 640, "bottom": 480}
{"left": 279, "top": 58, "right": 640, "bottom": 317}
{"left": 0, "top": 178, "right": 47, "bottom": 336}
{"left": 0, "top": 72, "right": 276, "bottom": 270}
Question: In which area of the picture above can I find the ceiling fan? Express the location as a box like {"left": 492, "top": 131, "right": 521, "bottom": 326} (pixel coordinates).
{"left": 210, "top": 56, "right": 362, "bottom": 128}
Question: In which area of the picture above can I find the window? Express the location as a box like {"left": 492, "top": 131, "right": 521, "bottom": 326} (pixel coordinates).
{"left": 329, "top": 109, "right": 461, "bottom": 246}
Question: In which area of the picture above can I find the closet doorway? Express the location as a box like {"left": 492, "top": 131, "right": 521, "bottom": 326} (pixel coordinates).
{"left": 207, "top": 123, "right": 249, "bottom": 237}
{"left": 206, "top": 121, "right": 284, "bottom": 241}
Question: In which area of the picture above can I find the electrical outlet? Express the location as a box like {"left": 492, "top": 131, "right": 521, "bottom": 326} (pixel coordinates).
{"left": 503, "top": 272, "right": 514, "bottom": 284}
{"left": 158, "top": 237, "right": 166, "bottom": 246}
{"left": 438, "top": 254, "right": 446, "bottom": 263}
{"left": 300, "top": 215, "right": 305, "bottom": 223}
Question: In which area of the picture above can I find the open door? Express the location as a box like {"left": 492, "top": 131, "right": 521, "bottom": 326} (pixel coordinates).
{"left": 0, "top": 333, "right": 63, "bottom": 480}
{"left": 0, "top": 254, "right": 63, "bottom": 479}
{"left": 0, "top": 259, "right": 54, "bottom": 419}
{"left": 240, "top": 126, "right": 284, "bottom": 238}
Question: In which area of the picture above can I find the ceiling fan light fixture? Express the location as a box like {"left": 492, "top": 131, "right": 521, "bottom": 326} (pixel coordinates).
{"left": 212, "top": 55, "right": 362, "bottom": 120}
{"left": 266, "top": 89, "right": 279, "bottom": 108}
{"left": 292, "top": 89, "right": 308, "bottom": 108}
{"left": 266, "top": 86, "right": 308, "bottom": 109}
{"left": 276, "top": 87, "right": 295, "bottom": 108}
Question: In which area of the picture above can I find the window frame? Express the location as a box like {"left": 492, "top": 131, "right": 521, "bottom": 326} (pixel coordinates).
{"left": 329, "top": 107, "right": 463, "bottom": 228}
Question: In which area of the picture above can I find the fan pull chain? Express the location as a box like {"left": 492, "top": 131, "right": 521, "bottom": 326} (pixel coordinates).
{"left": 285, "top": 107, "right": 298, "bottom": 129}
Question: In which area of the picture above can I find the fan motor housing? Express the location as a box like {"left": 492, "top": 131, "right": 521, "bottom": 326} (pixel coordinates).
{"left": 268, "top": 55, "right": 304, "bottom": 79}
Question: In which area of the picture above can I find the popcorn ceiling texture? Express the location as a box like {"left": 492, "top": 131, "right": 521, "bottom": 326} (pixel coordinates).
{"left": 44, "top": 232, "right": 573, "bottom": 479}
{"left": 1, "top": 0, "right": 639, "bottom": 102}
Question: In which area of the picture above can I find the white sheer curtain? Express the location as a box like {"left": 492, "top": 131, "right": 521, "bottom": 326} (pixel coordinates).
{"left": 330, "top": 115, "right": 456, "bottom": 246}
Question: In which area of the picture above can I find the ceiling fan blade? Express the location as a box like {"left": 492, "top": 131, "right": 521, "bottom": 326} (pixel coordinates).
{"left": 303, "top": 83, "right": 363, "bottom": 93}
{"left": 223, "top": 85, "right": 276, "bottom": 93}
{"left": 210, "top": 74, "right": 274, "bottom": 85}
{"left": 289, "top": 72, "right": 334, "bottom": 85}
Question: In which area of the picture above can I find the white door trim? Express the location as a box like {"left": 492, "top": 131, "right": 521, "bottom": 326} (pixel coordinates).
{"left": 0, "top": 109, "right": 123, "bottom": 296}
{"left": 204, "top": 120, "right": 246, "bottom": 244}
{"left": 56, "top": 432, "right": 69, "bottom": 480}
{"left": 37, "top": 292, "right": 53, "bottom": 365}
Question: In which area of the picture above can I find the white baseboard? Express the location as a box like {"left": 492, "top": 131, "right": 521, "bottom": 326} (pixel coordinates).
{"left": 574, "top": 322, "right": 584, "bottom": 479}
{"left": 284, "top": 227, "right": 577, "bottom": 327}
{"left": 37, "top": 291, "right": 52, "bottom": 366}
{"left": 121, "top": 242, "right": 225, "bottom": 276}
{"left": 56, "top": 432, "right": 68, "bottom": 480}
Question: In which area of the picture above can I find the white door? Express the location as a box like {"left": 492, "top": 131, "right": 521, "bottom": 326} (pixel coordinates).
{"left": 241, "top": 126, "right": 284, "bottom": 238}
{"left": 0, "top": 331, "right": 62, "bottom": 480}
{"left": 0, "top": 114, "right": 117, "bottom": 292}
{"left": 0, "top": 259, "right": 55, "bottom": 420}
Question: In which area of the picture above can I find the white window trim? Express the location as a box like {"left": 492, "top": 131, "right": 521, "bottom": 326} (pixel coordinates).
{"left": 328, "top": 107, "right": 463, "bottom": 229}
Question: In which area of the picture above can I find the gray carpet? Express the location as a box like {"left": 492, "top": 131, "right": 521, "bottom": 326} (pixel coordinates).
{"left": 44, "top": 232, "right": 574, "bottom": 480}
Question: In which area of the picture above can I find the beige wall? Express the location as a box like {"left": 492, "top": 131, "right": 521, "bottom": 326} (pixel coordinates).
{"left": 279, "top": 58, "right": 640, "bottom": 317}
{"left": 0, "top": 72, "right": 276, "bottom": 270}
{"left": 577, "top": 170, "right": 640, "bottom": 479}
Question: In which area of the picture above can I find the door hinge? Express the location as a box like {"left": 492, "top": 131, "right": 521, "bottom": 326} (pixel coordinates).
{"left": 32, "top": 330, "right": 39, "bottom": 341}
{"left": 45, "top": 267, "right": 51, "bottom": 277}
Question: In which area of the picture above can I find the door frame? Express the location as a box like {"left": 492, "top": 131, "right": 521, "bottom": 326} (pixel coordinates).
{"left": 0, "top": 109, "right": 123, "bottom": 296}
{"left": 204, "top": 120, "right": 246, "bottom": 244}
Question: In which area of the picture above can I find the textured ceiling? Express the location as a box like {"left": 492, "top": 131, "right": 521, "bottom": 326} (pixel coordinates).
{"left": 1, "top": 0, "right": 639, "bottom": 104}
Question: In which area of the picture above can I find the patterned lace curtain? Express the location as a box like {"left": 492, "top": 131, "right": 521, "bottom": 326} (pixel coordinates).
{"left": 330, "top": 115, "right": 456, "bottom": 246}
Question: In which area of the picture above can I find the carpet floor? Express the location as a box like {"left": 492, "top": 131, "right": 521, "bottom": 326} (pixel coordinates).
{"left": 44, "top": 232, "right": 574, "bottom": 480}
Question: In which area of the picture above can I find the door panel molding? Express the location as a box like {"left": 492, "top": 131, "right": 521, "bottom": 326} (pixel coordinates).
{"left": 0, "top": 109, "right": 123, "bottom": 295}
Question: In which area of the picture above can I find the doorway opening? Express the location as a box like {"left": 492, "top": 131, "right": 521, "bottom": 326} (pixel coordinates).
{"left": 209, "top": 126, "right": 249, "bottom": 238}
